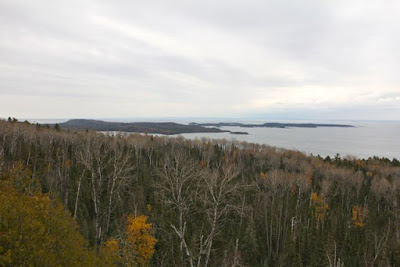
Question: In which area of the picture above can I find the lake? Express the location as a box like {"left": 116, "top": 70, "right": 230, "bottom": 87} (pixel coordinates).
{"left": 176, "top": 121, "right": 400, "bottom": 160}
{"left": 25, "top": 118, "right": 400, "bottom": 160}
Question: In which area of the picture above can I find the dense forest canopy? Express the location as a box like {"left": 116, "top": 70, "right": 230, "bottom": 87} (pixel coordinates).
{"left": 1, "top": 119, "right": 400, "bottom": 266}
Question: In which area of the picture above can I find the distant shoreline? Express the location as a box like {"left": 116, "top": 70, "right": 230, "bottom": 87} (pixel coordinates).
{"left": 47, "top": 119, "right": 355, "bottom": 135}
{"left": 189, "top": 122, "right": 355, "bottom": 128}
{"left": 51, "top": 119, "right": 227, "bottom": 135}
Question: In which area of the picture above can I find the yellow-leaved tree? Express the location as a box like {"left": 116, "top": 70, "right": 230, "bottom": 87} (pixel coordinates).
{"left": 311, "top": 192, "right": 329, "bottom": 224}
{"left": 101, "top": 237, "right": 121, "bottom": 265}
{"left": 101, "top": 214, "right": 157, "bottom": 266}
{"left": 124, "top": 215, "right": 157, "bottom": 265}
{"left": 0, "top": 162, "right": 104, "bottom": 266}
{"left": 352, "top": 205, "right": 365, "bottom": 227}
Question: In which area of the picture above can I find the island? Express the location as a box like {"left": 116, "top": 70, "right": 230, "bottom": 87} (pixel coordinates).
{"left": 230, "top": 131, "right": 249, "bottom": 135}
{"left": 49, "top": 120, "right": 354, "bottom": 135}
{"left": 52, "top": 119, "right": 229, "bottom": 135}
{"left": 189, "top": 122, "right": 355, "bottom": 128}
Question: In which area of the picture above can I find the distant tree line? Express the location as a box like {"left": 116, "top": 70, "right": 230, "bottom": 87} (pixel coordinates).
{"left": 0, "top": 119, "right": 399, "bottom": 266}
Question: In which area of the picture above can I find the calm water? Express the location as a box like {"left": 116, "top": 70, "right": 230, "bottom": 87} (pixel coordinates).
{"left": 24, "top": 118, "right": 400, "bottom": 160}
{"left": 177, "top": 122, "right": 400, "bottom": 160}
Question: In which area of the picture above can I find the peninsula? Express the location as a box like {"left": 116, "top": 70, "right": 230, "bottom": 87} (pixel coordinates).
{"left": 53, "top": 119, "right": 227, "bottom": 135}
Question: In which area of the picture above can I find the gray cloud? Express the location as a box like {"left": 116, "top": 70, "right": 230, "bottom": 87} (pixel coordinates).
{"left": 0, "top": 0, "right": 399, "bottom": 119}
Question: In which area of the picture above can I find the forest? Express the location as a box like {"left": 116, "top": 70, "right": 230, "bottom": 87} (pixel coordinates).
{"left": 1, "top": 119, "right": 400, "bottom": 266}
{"left": 53, "top": 119, "right": 226, "bottom": 135}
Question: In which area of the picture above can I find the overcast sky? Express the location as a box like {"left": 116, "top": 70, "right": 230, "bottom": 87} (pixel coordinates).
{"left": 1, "top": 0, "right": 399, "bottom": 120}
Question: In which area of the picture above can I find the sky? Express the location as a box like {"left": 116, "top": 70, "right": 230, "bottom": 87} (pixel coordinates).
{"left": 0, "top": 0, "right": 399, "bottom": 120}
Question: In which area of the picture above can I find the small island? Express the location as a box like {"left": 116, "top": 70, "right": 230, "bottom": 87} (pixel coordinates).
{"left": 230, "top": 131, "right": 249, "bottom": 135}
{"left": 189, "top": 122, "right": 355, "bottom": 128}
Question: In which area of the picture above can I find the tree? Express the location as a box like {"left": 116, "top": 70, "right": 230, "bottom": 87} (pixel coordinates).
{"left": 157, "top": 148, "right": 202, "bottom": 267}
{"left": 123, "top": 215, "right": 157, "bottom": 265}
{"left": 0, "top": 162, "right": 99, "bottom": 266}
{"left": 76, "top": 135, "right": 133, "bottom": 248}
{"left": 200, "top": 162, "right": 242, "bottom": 267}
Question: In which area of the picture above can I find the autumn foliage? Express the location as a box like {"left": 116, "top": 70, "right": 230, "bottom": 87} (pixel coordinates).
{"left": 101, "top": 215, "right": 157, "bottom": 266}
{"left": 1, "top": 119, "right": 400, "bottom": 266}
{"left": 311, "top": 192, "right": 329, "bottom": 222}
{"left": 0, "top": 163, "right": 98, "bottom": 266}
{"left": 101, "top": 238, "right": 121, "bottom": 265}
{"left": 125, "top": 215, "right": 157, "bottom": 265}
{"left": 352, "top": 205, "right": 365, "bottom": 227}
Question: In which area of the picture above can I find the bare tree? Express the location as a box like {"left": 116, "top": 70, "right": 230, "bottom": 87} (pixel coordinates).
{"left": 76, "top": 135, "right": 133, "bottom": 249}
{"left": 157, "top": 148, "right": 201, "bottom": 267}
{"left": 200, "top": 162, "right": 242, "bottom": 267}
{"left": 104, "top": 137, "right": 133, "bottom": 236}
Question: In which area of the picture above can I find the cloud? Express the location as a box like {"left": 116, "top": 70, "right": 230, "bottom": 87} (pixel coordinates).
{"left": 0, "top": 0, "right": 399, "bottom": 119}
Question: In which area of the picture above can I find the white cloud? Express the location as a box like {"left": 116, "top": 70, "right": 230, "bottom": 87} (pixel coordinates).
{"left": 0, "top": 0, "right": 399, "bottom": 119}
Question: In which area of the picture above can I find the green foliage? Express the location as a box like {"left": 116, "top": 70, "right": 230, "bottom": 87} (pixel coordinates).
{"left": 0, "top": 120, "right": 399, "bottom": 266}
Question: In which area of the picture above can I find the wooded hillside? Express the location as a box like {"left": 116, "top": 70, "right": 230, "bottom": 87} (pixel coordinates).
{"left": 1, "top": 119, "right": 399, "bottom": 266}
{"left": 55, "top": 119, "right": 227, "bottom": 135}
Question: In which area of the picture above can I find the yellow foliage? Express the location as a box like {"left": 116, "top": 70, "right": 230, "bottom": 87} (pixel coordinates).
{"left": 352, "top": 205, "right": 365, "bottom": 227}
{"left": 125, "top": 215, "right": 157, "bottom": 265}
{"left": 311, "top": 192, "right": 329, "bottom": 222}
{"left": 100, "top": 215, "right": 157, "bottom": 266}
{"left": 0, "top": 172, "right": 97, "bottom": 266}
{"left": 311, "top": 192, "right": 318, "bottom": 202}
{"left": 4, "top": 161, "right": 40, "bottom": 195}
{"left": 100, "top": 238, "right": 121, "bottom": 265}
{"left": 104, "top": 238, "right": 120, "bottom": 254}
{"left": 146, "top": 204, "right": 152, "bottom": 213}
